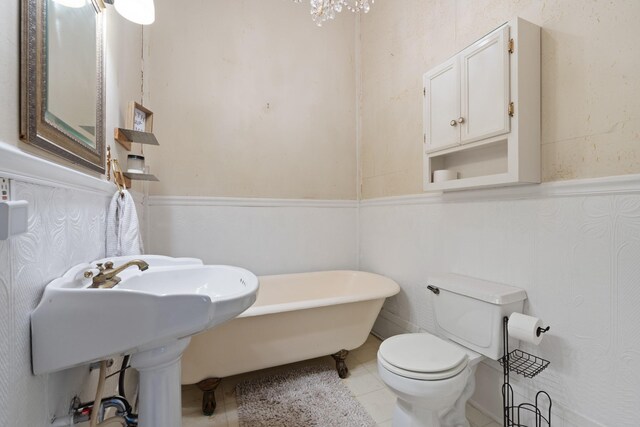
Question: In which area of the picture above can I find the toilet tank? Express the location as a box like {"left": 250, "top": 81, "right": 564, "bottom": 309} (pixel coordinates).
{"left": 428, "top": 274, "right": 527, "bottom": 360}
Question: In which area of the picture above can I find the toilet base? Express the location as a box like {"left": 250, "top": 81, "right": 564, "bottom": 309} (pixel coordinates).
{"left": 391, "top": 399, "right": 471, "bottom": 427}
{"left": 386, "top": 365, "right": 476, "bottom": 427}
{"left": 393, "top": 399, "right": 442, "bottom": 427}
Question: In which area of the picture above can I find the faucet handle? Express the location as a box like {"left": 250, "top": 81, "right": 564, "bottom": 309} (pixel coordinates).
{"left": 104, "top": 261, "right": 114, "bottom": 269}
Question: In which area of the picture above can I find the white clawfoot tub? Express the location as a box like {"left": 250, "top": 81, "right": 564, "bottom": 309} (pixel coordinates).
{"left": 180, "top": 270, "right": 400, "bottom": 414}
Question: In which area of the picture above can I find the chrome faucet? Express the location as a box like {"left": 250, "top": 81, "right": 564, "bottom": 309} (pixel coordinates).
{"left": 84, "top": 260, "right": 149, "bottom": 289}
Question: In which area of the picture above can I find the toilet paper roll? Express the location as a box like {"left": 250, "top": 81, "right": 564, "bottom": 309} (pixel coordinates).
{"left": 508, "top": 312, "right": 545, "bottom": 345}
{"left": 433, "top": 169, "right": 458, "bottom": 183}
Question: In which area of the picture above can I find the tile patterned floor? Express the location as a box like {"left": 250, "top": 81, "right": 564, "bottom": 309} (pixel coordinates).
{"left": 182, "top": 334, "right": 498, "bottom": 427}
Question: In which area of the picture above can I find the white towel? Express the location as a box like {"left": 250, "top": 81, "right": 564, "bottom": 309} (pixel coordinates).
{"left": 106, "top": 190, "right": 144, "bottom": 257}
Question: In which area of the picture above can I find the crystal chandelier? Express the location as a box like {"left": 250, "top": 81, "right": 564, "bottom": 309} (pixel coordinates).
{"left": 294, "top": 0, "right": 374, "bottom": 26}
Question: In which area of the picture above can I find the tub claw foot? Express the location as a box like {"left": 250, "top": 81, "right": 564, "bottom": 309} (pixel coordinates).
{"left": 196, "top": 377, "right": 221, "bottom": 416}
{"left": 331, "top": 350, "right": 349, "bottom": 378}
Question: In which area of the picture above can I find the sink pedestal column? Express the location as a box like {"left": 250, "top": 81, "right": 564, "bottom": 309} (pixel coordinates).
{"left": 130, "top": 337, "right": 191, "bottom": 427}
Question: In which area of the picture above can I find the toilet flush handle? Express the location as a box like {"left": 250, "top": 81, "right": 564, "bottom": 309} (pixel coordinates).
{"left": 427, "top": 285, "right": 440, "bottom": 295}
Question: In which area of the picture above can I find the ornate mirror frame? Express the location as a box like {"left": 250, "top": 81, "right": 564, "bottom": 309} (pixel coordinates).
{"left": 20, "top": 0, "right": 106, "bottom": 173}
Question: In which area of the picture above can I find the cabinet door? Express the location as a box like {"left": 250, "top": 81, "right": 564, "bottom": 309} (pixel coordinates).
{"left": 460, "top": 25, "right": 510, "bottom": 144}
{"left": 423, "top": 57, "right": 460, "bottom": 153}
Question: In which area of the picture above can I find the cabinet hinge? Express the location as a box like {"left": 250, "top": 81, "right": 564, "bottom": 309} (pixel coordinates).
{"left": 508, "top": 38, "right": 514, "bottom": 54}
{"left": 423, "top": 134, "right": 426, "bottom": 144}
{"left": 508, "top": 102, "right": 515, "bottom": 117}
{"left": 423, "top": 88, "right": 426, "bottom": 97}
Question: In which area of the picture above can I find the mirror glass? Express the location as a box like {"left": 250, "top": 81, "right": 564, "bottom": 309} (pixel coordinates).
{"left": 21, "top": 0, "right": 105, "bottom": 173}
{"left": 46, "top": 0, "right": 98, "bottom": 149}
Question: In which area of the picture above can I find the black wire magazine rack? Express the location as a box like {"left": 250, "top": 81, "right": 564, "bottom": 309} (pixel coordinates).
{"left": 499, "top": 316, "right": 552, "bottom": 427}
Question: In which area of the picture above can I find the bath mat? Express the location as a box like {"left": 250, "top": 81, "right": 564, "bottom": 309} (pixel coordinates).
{"left": 236, "top": 365, "right": 376, "bottom": 427}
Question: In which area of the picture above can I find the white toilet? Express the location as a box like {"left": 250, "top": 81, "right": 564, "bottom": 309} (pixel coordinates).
{"left": 377, "top": 274, "right": 527, "bottom": 427}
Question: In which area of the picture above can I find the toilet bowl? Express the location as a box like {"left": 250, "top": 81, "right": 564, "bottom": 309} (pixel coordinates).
{"left": 376, "top": 273, "right": 528, "bottom": 427}
{"left": 377, "top": 333, "right": 482, "bottom": 427}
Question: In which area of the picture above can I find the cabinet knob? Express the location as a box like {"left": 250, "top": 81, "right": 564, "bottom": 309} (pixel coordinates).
{"left": 457, "top": 117, "right": 465, "bottom": 124}
{"left": 450, "top": 120, "right": 457, "bottom": 127}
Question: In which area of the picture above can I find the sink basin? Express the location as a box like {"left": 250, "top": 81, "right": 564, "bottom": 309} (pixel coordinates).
{"left": 32, "top": 255, "right": 258, "bottom": 375}
{"left": 31, "top": 255, "right": 258, "bottom": 427}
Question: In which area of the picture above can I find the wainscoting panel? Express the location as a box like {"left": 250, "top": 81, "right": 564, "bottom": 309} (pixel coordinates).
{"left": 147, "top": 198, "right": 359, "bottom": 276}
{"left": 0, "top": 238, "right": 11, "bottom": 426}
{"left": 360, "top": 179, "right": 640, "bottom": 427}
{"left": 2, "top": 181, "right": 110, "bottom": 426}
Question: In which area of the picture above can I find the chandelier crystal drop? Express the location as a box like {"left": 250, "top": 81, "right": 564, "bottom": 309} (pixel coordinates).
{"left": 294, "top": 0, "right": 374, "bottom": 26}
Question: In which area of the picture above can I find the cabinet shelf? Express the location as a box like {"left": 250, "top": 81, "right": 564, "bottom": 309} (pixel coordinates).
{"left": 425, "top": 173, "right": 518, "bottom": 191}
{"left": 114, "top": 128, "right": 159, "bottom": 151}
{"left": 427, "top": 135, "right": 507, "bottom": 158}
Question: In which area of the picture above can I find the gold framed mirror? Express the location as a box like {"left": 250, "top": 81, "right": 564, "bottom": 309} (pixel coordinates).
{"left": 21, "top": 0, "right": 106, "bottom": 173}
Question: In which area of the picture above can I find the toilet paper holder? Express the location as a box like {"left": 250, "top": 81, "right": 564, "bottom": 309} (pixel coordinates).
{"left": 500, "top": 316, "right": 553, "bottom": 427}
{"left": 536, "top": 325, "right": 550, "bottom": 337}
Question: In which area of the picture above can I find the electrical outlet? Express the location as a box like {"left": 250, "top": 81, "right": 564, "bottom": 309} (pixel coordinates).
{"left": 0, "top": 178, "right": 9, "bottom": 201}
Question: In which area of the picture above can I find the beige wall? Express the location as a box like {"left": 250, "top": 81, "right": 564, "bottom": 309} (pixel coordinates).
{"left": 360, "top": 0, "right": 640, "bottom": 199}
{"left": 143, "top": 0, "right": 357, "bottom": 199}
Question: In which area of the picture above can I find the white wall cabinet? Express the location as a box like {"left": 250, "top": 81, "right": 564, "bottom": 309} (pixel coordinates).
{"left": 423, "top": 18, "right": 540, "bottom": 192}
{"left": 424, "top": 57, "right": 460, "bottom": 152}
{"left": 460, "top": 26, "right": 511, "bottom": 144}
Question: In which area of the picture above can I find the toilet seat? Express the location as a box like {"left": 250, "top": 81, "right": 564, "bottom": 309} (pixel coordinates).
{"left": 378, "top": 333, "right": 469, "bottom": 381}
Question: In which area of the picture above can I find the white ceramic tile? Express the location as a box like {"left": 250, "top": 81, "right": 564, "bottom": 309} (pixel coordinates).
{"left": 365, "top": 334, "right": 383, "bottom": 347}
{"left": 466, "top": 403, "right": 494, "bottom": 427}
{"left": 224, "top": 396, "right": 239, "bottom": 427}
{"left": 343, "top": 364, "right": 385, "bottom": 397}
{"left": 356, "top": 388, "right": 396, "bottom": 424}
{"left": 351, "top": 342, "right": 379, "bottom": 365}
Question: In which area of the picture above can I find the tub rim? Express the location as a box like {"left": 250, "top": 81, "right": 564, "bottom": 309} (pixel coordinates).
{"left": 239, "top": 270, "right": 399, "bottom": 318}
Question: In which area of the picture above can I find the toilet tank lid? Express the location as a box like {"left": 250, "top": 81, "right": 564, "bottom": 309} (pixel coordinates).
{"left": 428, "top": 273, "right": 527, "bottom": 305}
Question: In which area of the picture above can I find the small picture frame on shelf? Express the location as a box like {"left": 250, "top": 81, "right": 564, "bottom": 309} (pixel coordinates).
{"left": 127, "top": 101, "right": 153, "bottom": 133}
{"left": 116, "top": 101, "right": 156, "bottom": 150}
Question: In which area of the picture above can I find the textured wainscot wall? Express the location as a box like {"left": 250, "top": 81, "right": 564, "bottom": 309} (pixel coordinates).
{"left": 362, "top": 177, "right": 640, "bottom": 427}
{"left": 146, "top": 197, "right": 359, "bottom": 276}
{"left": 359, "top": 0, "right": 640, "bottom": 199}
{"left": 0, "top": 164, "right": 144, "bottom": 427}
{"left": 0, "top": 181, "right": 109, "bottom": 426}
{"left": 0, "top": 4, "right": 143, "bottom": 426}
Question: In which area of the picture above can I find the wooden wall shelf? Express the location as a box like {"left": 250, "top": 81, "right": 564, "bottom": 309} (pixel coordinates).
{"left": 123, "top": 172, "right": 159, "bottom": 182}
{"left": 114, "top": 128, "right": 159, "bottom": 151}
{"left": 113, "top": 171, "right": 159, "bottom": 189}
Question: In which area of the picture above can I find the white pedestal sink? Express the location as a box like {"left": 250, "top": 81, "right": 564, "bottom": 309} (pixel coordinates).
{"left": 31, "top": 255, "right": 259, "bottom": 427}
